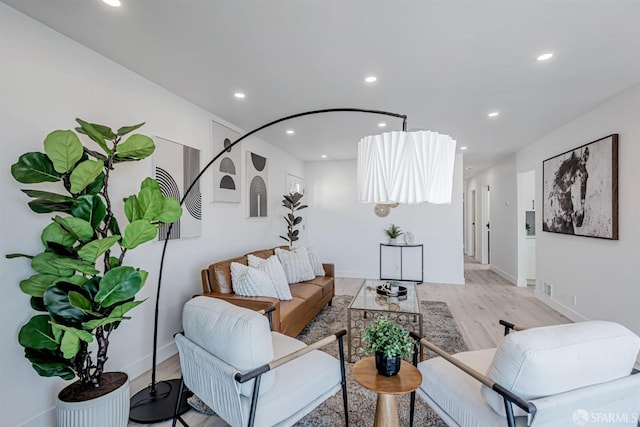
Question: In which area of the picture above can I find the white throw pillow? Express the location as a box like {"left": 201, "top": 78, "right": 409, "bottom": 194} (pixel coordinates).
{"left": 302, "top": 246, "right": 325, "bottom": 276}
{"left": 275, "top": 247, "right": 315, "bottom": 284}
{"left": 230, "top": 262, "right": 278, "bottom": 298}
{"left": 247, "top": 254, "right": 292, "bottom": 300}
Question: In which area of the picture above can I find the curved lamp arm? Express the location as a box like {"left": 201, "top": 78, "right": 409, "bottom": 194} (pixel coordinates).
{"left": 149, "top": 107, "right": 407, "bottom": 390}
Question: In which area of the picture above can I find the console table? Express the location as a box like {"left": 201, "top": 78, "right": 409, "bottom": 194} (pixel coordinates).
{"left": 379, "top": 243, "right": 423, "bottom": 283}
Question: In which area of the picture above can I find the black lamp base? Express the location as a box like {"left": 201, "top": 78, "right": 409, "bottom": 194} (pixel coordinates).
{"left": 129, "top": 379, "right": 192, "bottom": 424}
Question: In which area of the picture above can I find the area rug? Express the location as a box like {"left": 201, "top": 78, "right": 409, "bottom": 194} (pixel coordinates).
{"left": 293, "top": 295, "right": 468, "bottom": 426}
{"left": 187, "top": 295, "right": 468, "bottom": 426}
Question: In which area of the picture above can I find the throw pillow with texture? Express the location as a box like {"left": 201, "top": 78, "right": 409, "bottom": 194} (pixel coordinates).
{"left": 248, "top": 254, "right": 292, "bottom": 300}
{"left": 230, "top": 262, "right": 278, "bottom": 298}
{"left": 301, "top": 246, "right": 325, "bottom": 276}
{"left": 275, "top": 247, "right": 315, "bottom": 284}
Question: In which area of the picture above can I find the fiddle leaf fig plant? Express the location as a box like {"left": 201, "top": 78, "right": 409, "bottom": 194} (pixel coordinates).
{"left": 7, "top": 119, "right": 182, "bottom": 389}
{"left": 279, "top": 192, "right": 307, "bottom": 246}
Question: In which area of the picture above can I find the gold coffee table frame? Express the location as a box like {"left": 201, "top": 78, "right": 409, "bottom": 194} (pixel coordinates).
{"left": 347, "top": 280, "right": 423, "bottom": 362}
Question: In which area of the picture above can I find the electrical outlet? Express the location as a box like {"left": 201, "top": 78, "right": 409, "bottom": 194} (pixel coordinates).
{"left": 543, "top": 282, "right": 553, "bottom": 298}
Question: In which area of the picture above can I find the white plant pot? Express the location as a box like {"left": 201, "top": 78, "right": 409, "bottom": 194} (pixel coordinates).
{"left": 57, "top": 373, "right": 130, "bottom": 427}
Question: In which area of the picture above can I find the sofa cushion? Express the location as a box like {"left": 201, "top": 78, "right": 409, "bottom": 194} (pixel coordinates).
{"left": 275, "top": 247, "right": 315, "bottom": 284}
{"left": 279, "top": 297, "right": 308, "bottom": 328}
{"left": 300, "top": 247, "right": 325, "bottom": 276}
{"left": 182, "top": 297, "right": 275, "bottom": 396}
{"left": 248, "top": 254, "right": 292, "bottom": 300}
{"left": 289, "top": 283, "right": 323, "bottom": 309}
{"left": 211, "top": 255, "right": 247, "bottom": 294}
{"left": 230, "top": 262, "right": 278, "bottom": 299}
{"left": 305, "top": 276, "right": 334, "bottom": 298}
{"left": 481, "top": 321, "right": 640, "bottom": 417}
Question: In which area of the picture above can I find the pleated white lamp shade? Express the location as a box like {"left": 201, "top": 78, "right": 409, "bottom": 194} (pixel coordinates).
{"left": 357, "top": 130, "right": 457, "bottom": 204}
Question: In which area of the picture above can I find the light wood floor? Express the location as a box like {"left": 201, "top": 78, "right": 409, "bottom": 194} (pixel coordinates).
{"left": 128, "top": 257, "right": 570, "bottom": 427}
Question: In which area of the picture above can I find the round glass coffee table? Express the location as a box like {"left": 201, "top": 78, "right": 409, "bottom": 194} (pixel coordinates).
{"left": 352, "top": 356, "right": 422, "bottom": 427}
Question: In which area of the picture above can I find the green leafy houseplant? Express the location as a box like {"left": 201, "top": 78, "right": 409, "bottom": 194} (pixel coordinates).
{"left": 384, "top": 224, "right": 404, "bottom": 239}
{"left": 279, "top": 192, "right": 307, "bottom": 246}
{"left": 362, "top": 316, "right": 414, "bottom": 359}
{"left": 7, "top": 119, "right": 182, "bottom": 392}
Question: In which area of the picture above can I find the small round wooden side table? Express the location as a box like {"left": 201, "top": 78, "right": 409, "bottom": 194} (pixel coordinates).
{"left": 352, "top": 356, "right": 422, "bottom": 427}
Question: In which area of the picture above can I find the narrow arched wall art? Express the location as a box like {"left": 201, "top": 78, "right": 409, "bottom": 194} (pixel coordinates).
{"left": 211, "top": 120, "right": 241, "bottom": 203}
{"left": 247, "top": 151, "right": 268, "bottom": 217}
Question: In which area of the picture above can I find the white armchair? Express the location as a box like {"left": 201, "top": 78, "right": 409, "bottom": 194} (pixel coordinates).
{"left": 412, "top": 320, "right": 640, "bottom": 427}
{"left": 172, "top": 296, "right": 348, "bottom": 427}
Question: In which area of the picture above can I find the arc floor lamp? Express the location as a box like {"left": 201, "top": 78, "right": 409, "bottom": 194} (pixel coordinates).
{"left": 129, "top": 107, "right": 457, "bottom": 423}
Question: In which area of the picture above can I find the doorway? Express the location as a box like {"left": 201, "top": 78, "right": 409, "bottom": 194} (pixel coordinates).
{"left": 517, "top": 170, "right": 536, "bottom": 287}
{"left": 470, "top": 189, "right": 477, "bottom": 257}
{"left": 481, "top": 185, "right": 490, "bottom": 265}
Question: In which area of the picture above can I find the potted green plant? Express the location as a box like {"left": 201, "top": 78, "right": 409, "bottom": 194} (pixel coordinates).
{"left": 6, "top": 119, "right": 182, "bottom": 427}
{"left": 362, "top": 316, "right": 415, "bottom": 376}
{"left": 384, "top": 223, "right": 404, "bottom": 244}
{"left": 279, "top": 191, "right": 307, "bottom": 247}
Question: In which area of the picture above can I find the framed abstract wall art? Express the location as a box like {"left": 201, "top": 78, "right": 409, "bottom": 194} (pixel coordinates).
{"left": 211, "top": 120, "right": 241, "bottom": 203}
{"left": 246, "top": 151, "right": 268, "bottom": 218}
{"left": 153, "top": 136, "right": 202, "bottom": 239}
{"left": 542, "top": 134, "right": 618, "bottom": 240}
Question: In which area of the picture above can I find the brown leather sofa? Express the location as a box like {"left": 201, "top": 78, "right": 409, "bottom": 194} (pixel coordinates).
{"left": 200, "top": 248, "right": 335, "bottom": 337}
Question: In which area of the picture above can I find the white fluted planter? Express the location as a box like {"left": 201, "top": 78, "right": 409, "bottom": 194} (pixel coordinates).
{"left": 56, "top": 373, "right": 129, "bottom": 427}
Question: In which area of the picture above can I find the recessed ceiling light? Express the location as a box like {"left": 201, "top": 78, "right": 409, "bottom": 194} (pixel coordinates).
{"left": 234, "top": 92, "right": 245, "bottom": 99}
{"left": 536, "top": 52, "right": 553, "bottom": 62}
{"left": 378, "top": 122, "right": 387, "bottom": 128}
{"left": 460, "top": 146, "right": 468, "bottom": 150}
{"left": 102, "top": 0, "right": 121, "bottom": 7}
{"left": 364, "top": 76, "right": 377, "bottom": 83}
{"left": 488, "top": 112, "right": 500, "bottom": 118}
{"left": 286, "top": 129, "right": 295, "bottom": 135}
{"left": 321, "top": 155, "right": 328, "bottom": 159}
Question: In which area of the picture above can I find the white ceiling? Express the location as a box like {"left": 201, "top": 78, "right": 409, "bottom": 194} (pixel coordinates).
{"left": 4, "top": 0, "right": 640, "bottom": 178}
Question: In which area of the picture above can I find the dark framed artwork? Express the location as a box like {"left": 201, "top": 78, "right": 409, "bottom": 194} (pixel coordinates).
{"left": 542, "top": 134, "right": 618, "bottom": 240}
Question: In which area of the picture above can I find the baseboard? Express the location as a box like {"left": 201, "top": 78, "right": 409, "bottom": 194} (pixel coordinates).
{"left": 15, "top": 341, "right": 179, "bottom": 427}
{"left": 337, "top": 271, "right": 465, "bottom": 285}
{"left": 124, "top": 340, "right": 178, "bottom": 381}
{"left": 490, "top": 265, "right": 517, "bottom": 285}
{"left": 534, "top": 290, "right": 589, "bottom": 322}
{"left": 18, "top": 407, "right": 55, "bottom": 427}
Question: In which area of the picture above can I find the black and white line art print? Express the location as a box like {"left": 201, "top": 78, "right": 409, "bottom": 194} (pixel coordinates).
{"left": 154, "top": 136, "right": 202, "bottom": 240}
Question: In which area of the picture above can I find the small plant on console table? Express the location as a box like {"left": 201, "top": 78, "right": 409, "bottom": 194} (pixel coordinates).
{"left": 6, "top": 119, "right": 183, "bottom": 425}
{"left": 362, "top": 316, "right": 415, "bottom": 376}
{"left": 384, "top": 223, "right": 404, "bottom": 244}
{"left": 279, "top": 192, "right": 307, "bottom": 247}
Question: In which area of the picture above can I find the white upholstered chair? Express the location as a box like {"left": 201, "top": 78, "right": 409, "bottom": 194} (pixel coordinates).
{"left": 172, "top": 296, "right": 348, "bottom": 427}
{"left": 413, "top": 320, "right": 640, "bottom": 427}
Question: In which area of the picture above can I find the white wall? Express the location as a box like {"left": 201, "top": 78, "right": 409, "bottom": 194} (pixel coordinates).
{"left": 304, "top": 156, "right": 465, "bottom": 285}
{"left": 517, "top": 170, "right": 536, "bottom": 286}
{"left": 0, "top": 5, "right": 303, "bottom": 426}
{"left": 466, "top": 155, "right": 519, "bottom": 284}
{"left": 517, "top": 84, "right": 640, "bottom": 335}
